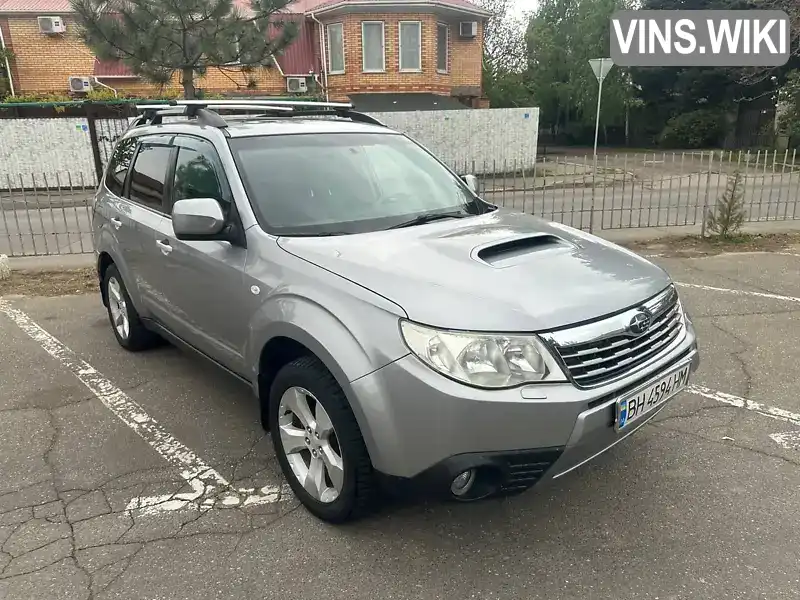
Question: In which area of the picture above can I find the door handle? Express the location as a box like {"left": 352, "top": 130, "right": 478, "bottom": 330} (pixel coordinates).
{"left": 156, "top": 239, "right": 173, "bottom": 255}
{"left": 110, "top": 217, "right": 122, "bottom": 230}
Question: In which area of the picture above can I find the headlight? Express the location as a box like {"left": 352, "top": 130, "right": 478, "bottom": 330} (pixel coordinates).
{"left": 400, "top": 320, "right": 567, "bottom": 389}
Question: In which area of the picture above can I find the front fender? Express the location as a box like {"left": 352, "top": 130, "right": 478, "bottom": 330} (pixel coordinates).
{"left": 245, "top": 292, "right": 410, "bottom": 464}
{"left": 245, "top": 293, "right": 407, "bottom": 387}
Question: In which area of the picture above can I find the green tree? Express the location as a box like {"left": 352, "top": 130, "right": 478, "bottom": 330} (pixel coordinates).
{"left": 477, "top": 0, "right": 533, "bottom": 108}
{"left": 705, "top": 170, "right": 745, "bottom": 238}
{"left": 526, "top": 0, "right": 639, "bottom": 143}
{"left": 777, "top": 70, "right": 800, "bottom": 141}
{"left": 0, "top": 47, "right": 13, "bottom": 98}
{"left": 70, "top": 0, "right": 298, "bottom": 99}
{"left": 632, "top": 0, "right": 798, "bottom": 146}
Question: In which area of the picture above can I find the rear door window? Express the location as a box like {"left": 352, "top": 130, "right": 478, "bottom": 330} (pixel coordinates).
{"left": 104, "top": 137, "right": 137, "bottom": 197}
{"left": 128, "top": 142, "right": 173, "bottom": 212}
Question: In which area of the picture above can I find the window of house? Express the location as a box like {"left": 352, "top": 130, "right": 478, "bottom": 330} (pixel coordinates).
{"left": 128, "top": 143, "right": 172, "bottom": 212}
{"left": 399, "top": 21, "right": 422, "bottom": 72}
{"left": 327, "top": 23, "right": 345, "bottom": 74}
{"left": 104, "top": 137, "right": 137, "bottom": 197}
{"left": 437, "top": 23, "right": 449, "bottom": 73}
{"left": 361, "top": 21, "right": 385, "bottom": 72}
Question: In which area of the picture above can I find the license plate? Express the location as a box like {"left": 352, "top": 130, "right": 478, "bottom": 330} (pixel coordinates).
{"left": 615, "top": 362, "right": 691, "bottom": 431}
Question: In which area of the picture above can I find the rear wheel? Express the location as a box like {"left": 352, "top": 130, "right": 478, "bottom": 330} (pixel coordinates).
{"left": 102, "top": 264, "right": 160, "bottom": 351}
{"left": 269, "top": 356, "right": 378, "bottom": 523}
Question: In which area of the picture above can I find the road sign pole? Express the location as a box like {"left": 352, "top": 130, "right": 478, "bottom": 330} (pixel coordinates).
{"left": 593, "top": 76, "right": 604, "bottom": 170}
{"left": 588, "top": 58, "right": 614, "bottom": 234}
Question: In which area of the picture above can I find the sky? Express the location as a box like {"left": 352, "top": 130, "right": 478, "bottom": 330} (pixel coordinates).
{"left": 508, "top": 0, "right": 535, "bottom": 22}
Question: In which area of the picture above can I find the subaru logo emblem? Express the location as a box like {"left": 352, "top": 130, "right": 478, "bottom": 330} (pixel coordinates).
{"left": 628, "top": 310, "right": 651, "bottom": 335}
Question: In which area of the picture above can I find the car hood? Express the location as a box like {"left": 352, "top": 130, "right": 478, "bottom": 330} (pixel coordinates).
{"left": 277, "top": 209, "right": 672, "bottom": 332}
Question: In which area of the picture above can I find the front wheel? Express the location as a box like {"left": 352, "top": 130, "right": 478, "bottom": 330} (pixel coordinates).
{"left": 269, "top": 356, "right": 378, "bottom": 523}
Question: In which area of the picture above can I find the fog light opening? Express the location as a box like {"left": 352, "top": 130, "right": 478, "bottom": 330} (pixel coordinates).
{"left": 450, "top": 469, "right": 477, "bottom": 497}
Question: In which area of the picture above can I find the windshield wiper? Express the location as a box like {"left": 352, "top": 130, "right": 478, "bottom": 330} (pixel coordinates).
{"left": 387, "top": 212, "right": 468, "bottom": 230}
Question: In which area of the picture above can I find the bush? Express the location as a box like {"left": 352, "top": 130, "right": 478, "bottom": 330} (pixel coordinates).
{"left": 658, "top": 109, "right": 727, "bottom": 149}
{"left": 705, "top": 170, "right": 746, "bottom": 238}
{"left": 85, "top": 88, "right": 119, "bottom": 101}
{"left": 1, "top": 92, "right": 72, "bottom": 103}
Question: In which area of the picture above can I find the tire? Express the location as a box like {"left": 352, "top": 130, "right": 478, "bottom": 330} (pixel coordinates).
{"left": 102, "top": 264, "right": 160, "bottom": 352}
{"left": 269, "top": 355, "right": 378, "bottom": 523}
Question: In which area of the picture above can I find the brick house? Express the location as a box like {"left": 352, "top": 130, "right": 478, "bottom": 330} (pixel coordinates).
{"left": 0, "top": 0, "right": 490, "bottom": 109}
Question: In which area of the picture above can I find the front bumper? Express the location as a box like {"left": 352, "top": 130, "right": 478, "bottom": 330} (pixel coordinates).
{"left": 351, "top": 320, "right": 699, "bottom": 499}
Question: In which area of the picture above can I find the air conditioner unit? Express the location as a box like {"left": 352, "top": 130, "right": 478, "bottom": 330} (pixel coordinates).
{"left": 68, "top": 76, "right": 93, "bottom": 93}
{"left": 459, "top": 21, "right": 478, "bottom": 38}
{"left": 38, "top": 16, "right": 67, "bottom": 34}
{"left": 286, "top": 77, "right": 308, "bottom": 93}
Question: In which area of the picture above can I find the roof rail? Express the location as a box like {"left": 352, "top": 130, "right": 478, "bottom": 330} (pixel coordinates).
{"left": 172, "top": 99, "right": 355, "bottom": 110}
{"left": 132, "top": 102, "right": 294, "bottom": 128}
{"left": 129, "top": 99, "right": 385, "bottom": 130}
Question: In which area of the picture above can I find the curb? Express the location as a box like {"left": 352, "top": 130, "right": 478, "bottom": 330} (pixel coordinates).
{"left": 8, "top": 253, "right": 94, "bottom": 271}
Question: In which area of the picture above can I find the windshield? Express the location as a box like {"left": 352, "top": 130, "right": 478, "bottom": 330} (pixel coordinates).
{"left": 228, "top": 132, "right": 493, "bottom": 236}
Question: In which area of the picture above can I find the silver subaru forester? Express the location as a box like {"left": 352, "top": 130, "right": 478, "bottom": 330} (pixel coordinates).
{"left": 92, "top": 100, "right": 700, "bottom": 523}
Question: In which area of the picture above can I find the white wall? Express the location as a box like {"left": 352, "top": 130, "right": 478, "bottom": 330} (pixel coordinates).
{"left": 0, "top": 118, "right": 97, "bottom": 189}
{"left": 0, "top": 107, "right": 540, "bottom": 189}
{"left": 371, "top": 107, "right": 540, "bottom": 175}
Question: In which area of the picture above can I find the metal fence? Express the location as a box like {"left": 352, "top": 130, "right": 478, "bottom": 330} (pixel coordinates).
{"left": 472, "top": 149, "right": 800, "bottom": 233}
{"left": 2, "top": 149, "right": 799, "bottom": 257}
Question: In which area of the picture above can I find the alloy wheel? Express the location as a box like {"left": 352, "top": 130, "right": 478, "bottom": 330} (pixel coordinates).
{"left": 277, "top": 386, "right": 344, "bottom": 503}
{"left": 107, "top": 276, "right": 130, "bottom": 340}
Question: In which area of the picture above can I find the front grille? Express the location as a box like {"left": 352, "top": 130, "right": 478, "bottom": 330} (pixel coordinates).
{"left": 549, "top": 287, "right": 685, "bottom": 388}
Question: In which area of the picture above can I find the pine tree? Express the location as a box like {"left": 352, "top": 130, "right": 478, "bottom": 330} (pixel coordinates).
{"left": 70, "top": 0, "right": 298, "bottom": 98}
{"left": 705, "top": 170, "right": 746, "bottom": 238}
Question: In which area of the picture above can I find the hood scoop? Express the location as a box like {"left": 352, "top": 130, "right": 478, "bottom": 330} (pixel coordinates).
{"left": 473, "top": 234, "right": 570, "bottom": 268}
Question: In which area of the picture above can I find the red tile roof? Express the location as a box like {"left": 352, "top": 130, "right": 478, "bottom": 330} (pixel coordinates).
{"left": 93, "top": 58, "right": 137, "bottom": 78}
{"left": 299, "top": 0, "right": 489, "bottom": 15}
{"left": 0, "top": 0, "right": 72, "bottom": 12}
{"left": 0, "top": 0, "right": 488, "bottom": 15}
{"left": 283, "top": 0, "right": 327, "bottom": 12}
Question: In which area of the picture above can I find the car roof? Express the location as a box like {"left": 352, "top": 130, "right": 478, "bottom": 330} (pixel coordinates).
{"left": 128, "top": 117, "right": 399, "bottom": 140}
{"left": 225, "top": 118, "right": 398, "bottom": 138}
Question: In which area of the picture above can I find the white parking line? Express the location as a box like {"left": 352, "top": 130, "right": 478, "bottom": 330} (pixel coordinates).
{"left": 0, "top": 299, "right": 291, "bottom": 516}
{"left": 686, "top": 384, "right": 800, "bottom": 427}
{"left": 676, "top": 283, "right": 800, "bottom": 304}
{"left": 770, "top": 431, "right": 800, "bottom": 450}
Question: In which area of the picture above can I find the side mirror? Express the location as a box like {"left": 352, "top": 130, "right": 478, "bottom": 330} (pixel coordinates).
{"left": 462, "top": 174, "right": 479, "bottom": 193}
{"left": 172, "top": 198, "right": 226, "bottom": 241}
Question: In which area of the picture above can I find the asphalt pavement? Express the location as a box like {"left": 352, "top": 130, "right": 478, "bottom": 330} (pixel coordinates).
{"left": 1, "top": 251, "right": 800, "bottom": 599}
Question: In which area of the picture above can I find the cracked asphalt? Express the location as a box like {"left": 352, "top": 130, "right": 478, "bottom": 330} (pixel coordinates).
{"left": 1, "top": 251, "right": 800, "bottom": 600}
